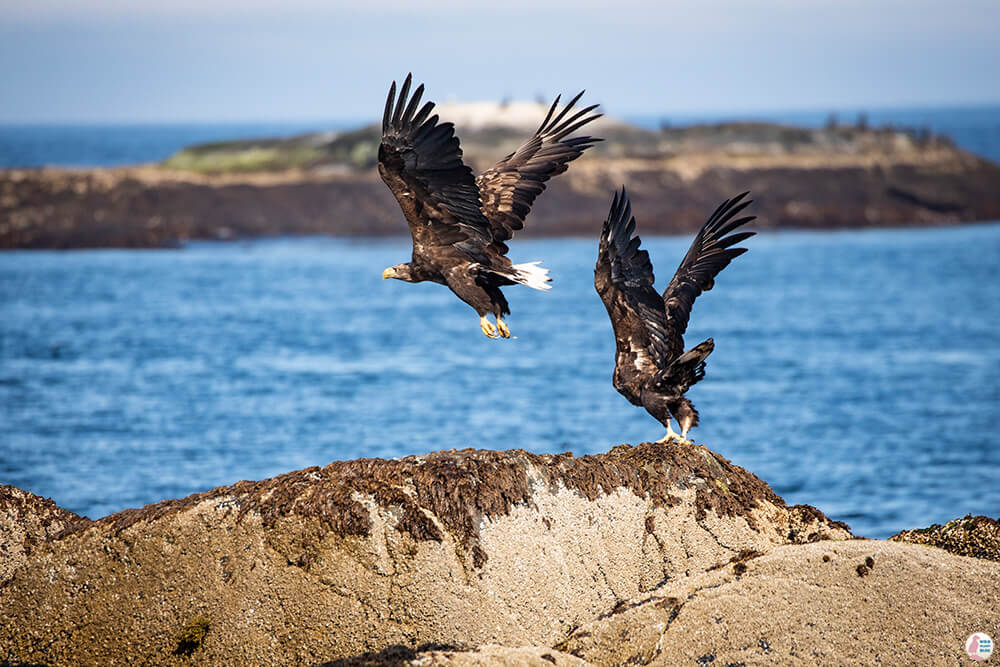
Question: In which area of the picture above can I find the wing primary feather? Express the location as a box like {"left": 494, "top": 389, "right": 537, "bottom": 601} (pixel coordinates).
{"left": 660, "top": 190, "right": 756, "bottom": 352}
{"left": 715, "top": 231, "right": 755, "bottom": 249}
{"left": 535, "top": 94, "right": 561, "bottom": 135}
{"left": 391, "top": 73, "right": 412, "bottom": 128}
{"left": 544, "top": 90, "right": 585, "bottom": 133}
{"left": 378, "top": 74, "right": 493, "bottom": 252}
{"left": 713, "top": 216, "right": 757, "bottom": 239}
{"left": 382, "top": 80, "right": 396, "bottom": 134}
{"left": 550, "top": 102, "right": 599, "bottom": 134}
{"left": 595, "top": 186, "right": 674, "bottom": 370}
{"left": 401, "top": 83, "right": 424, "bottom": 126}
{"left": 476, "top": 88, "right": 602, "bottom": 253}
{"left": 555, "top": 113, "right": 604, "bottom": 142}
{"left": 411, "top": 101, "right": 435, "bottom": 130}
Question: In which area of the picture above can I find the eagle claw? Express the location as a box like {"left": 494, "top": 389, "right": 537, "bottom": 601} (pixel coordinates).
{"left": 656, "top": 427, "right": 693, "bottom": 446}
{"left": 496, "top": 317, "right": 511, "bottom": 338}
{"left": 480, "top": 315, "right": 499, "bottom": 339}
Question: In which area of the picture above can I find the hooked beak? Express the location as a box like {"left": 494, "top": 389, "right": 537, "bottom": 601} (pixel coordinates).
{"left": 382, "top": 267, "right": 394, "bottom": 279}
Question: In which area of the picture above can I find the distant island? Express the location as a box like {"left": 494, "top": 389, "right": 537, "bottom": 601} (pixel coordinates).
{"left": 2, "top": 102, "right": 999, "bottom": 249}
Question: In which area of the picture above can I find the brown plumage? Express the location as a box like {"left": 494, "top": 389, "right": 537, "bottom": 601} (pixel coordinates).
{"left": 379, "top": 73, "right": 601, "bottom": 338}
{"left": 595, "top": 187, "right": 756, "bottom": 443}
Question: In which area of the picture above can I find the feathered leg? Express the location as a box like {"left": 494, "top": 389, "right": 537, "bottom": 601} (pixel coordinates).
{"left": 669, "top": 398, "right": 699, "bottom": 445}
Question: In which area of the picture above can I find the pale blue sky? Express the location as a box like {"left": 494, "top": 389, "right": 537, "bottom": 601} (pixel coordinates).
{"left": 1, "top": 0, "right": 998, "bottom": 123}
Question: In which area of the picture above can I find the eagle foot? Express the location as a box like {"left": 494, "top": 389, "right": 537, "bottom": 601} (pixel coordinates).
{"left": 480, "top": 315, "right": 499, "bottom": 339}
{"left": 656, "top": 426, "right": 692, "bottom": 446}
{"left": 496, "top": 316, "right": 511, "bottom": 338}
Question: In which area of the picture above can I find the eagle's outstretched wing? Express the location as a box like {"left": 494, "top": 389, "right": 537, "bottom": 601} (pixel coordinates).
{"left": 378, "top": 74, "right": 493, "bottom": 254}
{"left": 661, "top": 192, "right": 755, "bottom": 357}
{"left": 595, "top": 187, "right": 673, "bottom": 400}
{"left": 477, "top": 92, "right": 601, "bottom": 255}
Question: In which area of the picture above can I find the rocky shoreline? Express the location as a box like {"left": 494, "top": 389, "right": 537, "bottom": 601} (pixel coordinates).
{"left": 3, "top": 118, "right": 1000, "bottom": 250}
{"left": 2, "top": 442, "right": 997, "bottom": 665}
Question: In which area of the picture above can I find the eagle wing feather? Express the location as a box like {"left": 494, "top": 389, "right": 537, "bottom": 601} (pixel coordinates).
{"left": 378, "top": 74, "right": 493, "bottom": 260}
{"left": 477, "top": 91, "right": 601, "bottom": 255}
{"left": 595, "top": 187, "right": 673, "bottom": 401}
{"left": 661, "top": 192, "right": 756, "bottom": 358}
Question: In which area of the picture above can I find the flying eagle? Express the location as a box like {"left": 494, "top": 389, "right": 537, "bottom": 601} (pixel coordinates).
{"left": 595, "top": 188, "right": 755, "bottom": 443}
{"left": 379, "top": 74, "right": 601, "bottom": 338}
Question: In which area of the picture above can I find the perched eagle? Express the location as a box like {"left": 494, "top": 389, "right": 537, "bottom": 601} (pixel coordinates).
{"left": 379, "top": 74, "right": 601, "bottom": 338}
{"left": 595, "top": 188, "right": 755, "bottom": 443}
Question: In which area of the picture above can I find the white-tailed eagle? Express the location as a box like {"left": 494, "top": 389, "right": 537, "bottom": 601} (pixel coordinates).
{"left": 595, "top": 187, "right": 755, "bottom": 443}
{"left": 379, "top": 74, "right": 601, "bottom": 338}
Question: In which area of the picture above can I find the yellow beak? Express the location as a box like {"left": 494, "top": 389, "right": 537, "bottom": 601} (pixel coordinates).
{"left": 382, "top": 268, "right": 394, "bottom": 279}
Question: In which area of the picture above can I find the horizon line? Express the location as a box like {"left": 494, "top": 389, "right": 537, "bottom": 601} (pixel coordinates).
{"left": 1, "top": 100, "right": 999, "bottom": 127}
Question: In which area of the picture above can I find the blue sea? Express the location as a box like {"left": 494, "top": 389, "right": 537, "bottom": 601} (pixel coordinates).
{"left": 2, "top": 227, "right": 999, "bottom": 538}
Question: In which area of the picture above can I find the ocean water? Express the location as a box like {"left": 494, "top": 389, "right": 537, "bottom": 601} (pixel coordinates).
{"left": 1, "top": 226, "right": 998, "bottom": 537}
{"left": 0, "top": 105, "right": 998, "bottom": 167}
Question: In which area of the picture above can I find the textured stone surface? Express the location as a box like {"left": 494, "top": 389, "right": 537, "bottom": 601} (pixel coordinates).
{"left": 557, "top": 540, "right": 1000, "bottom": 665}
{"left": 0, "top": 442, "right": 849, "bottom": 666}
{"left": 410, "top": 645, "right": 584, "bottom": 666}
{"left": 0, "top": 485, "right": 88, "bottom": 584}
{"left": 891, "top": 514, "right": 1000, "bottom": 562}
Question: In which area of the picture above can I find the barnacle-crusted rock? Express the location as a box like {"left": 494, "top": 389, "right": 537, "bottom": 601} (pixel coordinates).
{"left": 890, "top": 514, "right": 1000, "bottom": 562}
{"left": 0, "top": 441, "right": 849, "bottom": 665}
{"left": 0, "top": 484, "right": 88, "bottom": 584}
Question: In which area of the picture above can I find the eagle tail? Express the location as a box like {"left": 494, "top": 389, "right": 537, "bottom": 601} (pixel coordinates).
{"left": 507, "top": 261, "right": 552, "bottom": 291}
{"left": 671, "top": 338, "right": 714, "bottom": 385}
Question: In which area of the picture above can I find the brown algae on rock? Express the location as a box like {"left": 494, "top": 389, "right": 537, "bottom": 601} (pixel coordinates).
{"left": 174, "top": 615, "right": 211, "bottom": 655}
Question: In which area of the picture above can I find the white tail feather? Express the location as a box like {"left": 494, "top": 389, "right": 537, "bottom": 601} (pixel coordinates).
{"left": 511, "top": 261, "right": 552, "bottom": 291}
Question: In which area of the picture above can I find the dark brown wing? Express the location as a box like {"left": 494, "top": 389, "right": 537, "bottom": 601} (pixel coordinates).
{"left": 661, "top": 192, "right": 755, "bottom": 358}
{"left": 378, "top": 74, "right": 493, "bottom": 257}
{"left": 595, "top": 187, "right": 672, "bottom": 401}
{"left": 477, "top": 91, "right": 601, "bottom": 254}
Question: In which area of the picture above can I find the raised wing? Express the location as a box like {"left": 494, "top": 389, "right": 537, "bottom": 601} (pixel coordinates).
{"left": 595, "top": 187, "right": 673, "bottom": 400}
{"left": 378, "top": 74, "right": 492, "bottom": 252}
{"left": 661, "top": 192, "right": 755, "bottom": 357}
{"left": 477, "top": 91, "right": 601, "bottom": 254}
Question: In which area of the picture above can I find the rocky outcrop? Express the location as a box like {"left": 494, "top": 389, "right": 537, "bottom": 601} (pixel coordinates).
{"left": 891, "top": 514, "right": 1000, "bottom": 562}
{"left": 426, "top": 540, "right": 1000, "bottom": 665}
{"left": 4, "top": 120, "right": 1000, "bottom": 249}
{"left": 0, "top": 442, "right": 849, "bottom": 666}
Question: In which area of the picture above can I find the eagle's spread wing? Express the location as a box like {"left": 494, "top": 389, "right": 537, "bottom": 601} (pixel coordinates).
{"left": 595, "top": 187, "right": 673, "bottom": 399}
{"left": 378, "top": 74, "right": 493, "bottom": 254}
{"left": 477, "top": 92, "right": 601, "bottom": 255}
{"left": 661, "top": 192, "right": 755, "bottom": 357}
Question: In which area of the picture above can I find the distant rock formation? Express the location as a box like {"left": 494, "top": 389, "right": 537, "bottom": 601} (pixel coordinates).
{"left": 3, "top": 116, "right": 1000, "bottom": 249}
{"left": 0, "top": 442, "right": 850, "bottom": 665}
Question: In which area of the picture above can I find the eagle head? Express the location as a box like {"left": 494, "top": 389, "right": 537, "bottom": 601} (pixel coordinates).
{"left": 382, "top": 263, "right": 417, "bottom": 282}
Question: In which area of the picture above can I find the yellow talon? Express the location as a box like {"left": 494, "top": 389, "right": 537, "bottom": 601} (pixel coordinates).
{"left": 480, "top": 315, "right": 498, "bottom": 339}
{"left": 655, "top": 425, "right": 691, "bottom": 445}
{"left": 496, "top": 316, "right": 511, "bottom": 338}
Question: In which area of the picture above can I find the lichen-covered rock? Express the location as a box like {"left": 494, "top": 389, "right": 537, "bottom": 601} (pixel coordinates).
{"left": 0, "top": 442, "right": 849, "bottom": 666}
{"left": 555, "top": 540, "right": 1000, "bottom": 665}
{"left": 890, "top": 515, "right": 1000, "bottom": 562}
{"left": 0, "top": 485, "right": 88, "bottom": 584}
